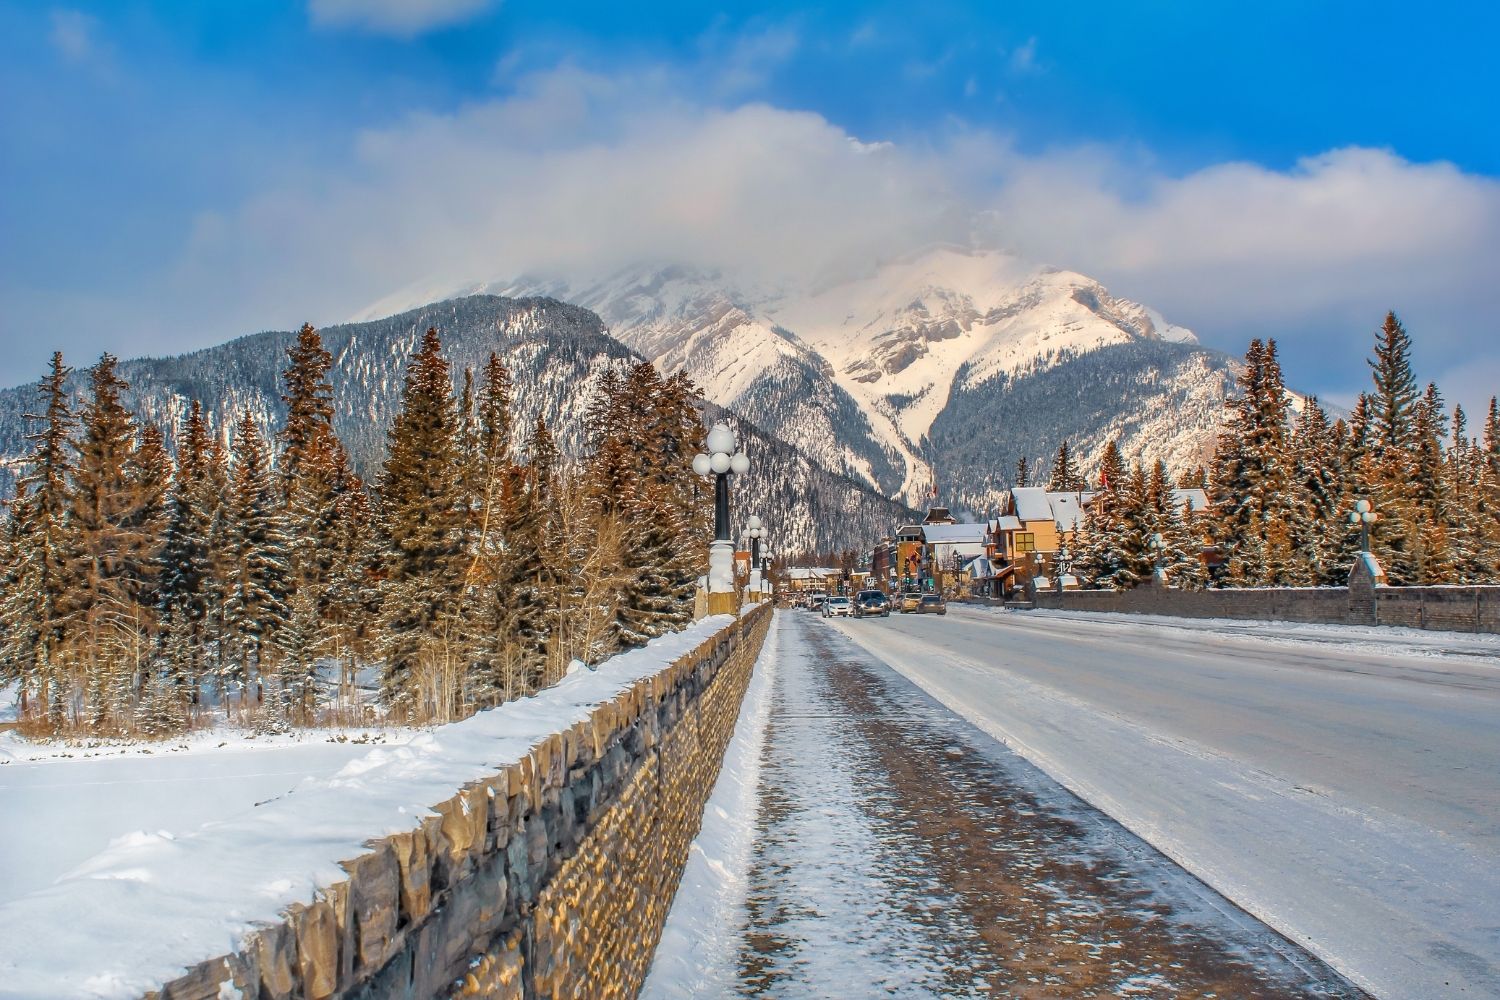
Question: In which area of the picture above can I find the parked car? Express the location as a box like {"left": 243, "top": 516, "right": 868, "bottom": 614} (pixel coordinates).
{"left": 913, "top": 594, "right": 948, "bottom": 615}
{"left": 853, "top": 590, "right": 890, "bottom": 618}
{"left": 823, "top": 596, "right": 853, "bottom": 618}
{"left": 897, "top": 592, "right": 924, "bottom": 613}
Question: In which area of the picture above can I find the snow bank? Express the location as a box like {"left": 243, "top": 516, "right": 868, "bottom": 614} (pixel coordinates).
{"left": 0, "top": 616, "right": 735, "bottom": 1000}
{"left": 642, "top": 611, "right": 780, "bottom": 997}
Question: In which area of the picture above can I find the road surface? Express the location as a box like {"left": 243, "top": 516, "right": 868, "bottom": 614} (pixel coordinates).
{"left": 645, "top": 610, "right": 1362, "bottom": 998}
{"left": 826, "top": 605, "right": 1500, "bottom": 998}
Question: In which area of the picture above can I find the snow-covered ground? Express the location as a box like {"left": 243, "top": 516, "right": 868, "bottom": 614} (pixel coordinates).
{"left": 0, "top": 616, "right": 735, "bottom": 999}
{"left": 0, "top": 729, "right": 412, "bottom": 905}
{"left": 830, "top": 605, "right": 1500, "bottom": 999}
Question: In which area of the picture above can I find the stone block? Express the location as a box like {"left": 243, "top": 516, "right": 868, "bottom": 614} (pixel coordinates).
{"left": 344, "top": 844, "right": 400, "bottom": 974}
{"left": 252, "top": 922, "right": 297, "bottom": 999}
{"left": 291, "top": 896, "right": 340, "bottom": 1000}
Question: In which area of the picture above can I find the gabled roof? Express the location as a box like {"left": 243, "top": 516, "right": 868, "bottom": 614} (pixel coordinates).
{"left": 987, "top": 515, "right": 1022, "bottom": 533}
{"left": 1010, "top": 487, "right": 1054, "bottom": 522}
{"left": 962, "top": 555, "right": 992, "bottom": 578}
{"left": 1046, "top": 491, "right": 1096, "bottom": 532}
{"left": 921, "top": 523, "right": 986, "bottom": 544}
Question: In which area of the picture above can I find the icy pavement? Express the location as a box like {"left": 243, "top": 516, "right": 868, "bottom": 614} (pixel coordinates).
{"left": 657, "top": 610, "right": 1361, "bottom": 998}
{"left": 832, "top": 604, "right": 1500, "bottom": 999}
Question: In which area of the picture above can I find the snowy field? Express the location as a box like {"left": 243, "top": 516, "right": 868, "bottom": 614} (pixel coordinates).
{"left": 0, "top": 617, "right": 735, "bottom": 999}
{"left": 0, "top": 729, "right": 412, "bottom": 904}
{"left": 827, "top": 604, "right": 1500, "bottom": 999}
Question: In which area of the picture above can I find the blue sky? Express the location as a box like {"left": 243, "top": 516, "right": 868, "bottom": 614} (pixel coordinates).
{"left": 3, "top": 0, "right": 1498, "bottom": 411}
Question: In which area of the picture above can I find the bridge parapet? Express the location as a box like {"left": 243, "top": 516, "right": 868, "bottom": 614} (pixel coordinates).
{"left": 146, "top": 603, "right": 772, "bottom": 1000}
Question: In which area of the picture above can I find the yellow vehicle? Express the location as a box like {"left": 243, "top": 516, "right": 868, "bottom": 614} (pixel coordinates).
{"left": 897, "top": 592, "right": 924, "bottom": 612}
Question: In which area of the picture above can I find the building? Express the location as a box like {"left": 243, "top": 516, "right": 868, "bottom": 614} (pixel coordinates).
{"left": 783, "top": 567, "right": 839, "bottom": 593}
{"left": 979, "top": 486, "right": 1213, "bottom": 596}
{"left": 920, "top": 522, "right": 987, "bottom": 596}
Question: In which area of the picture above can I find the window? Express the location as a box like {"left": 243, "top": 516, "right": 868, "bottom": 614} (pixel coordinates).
{"left": 1014, "top": 533, "right": 1036, "bottom": 553}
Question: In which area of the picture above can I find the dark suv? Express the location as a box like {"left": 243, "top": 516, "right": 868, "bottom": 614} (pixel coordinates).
{"left": 913, "top": 594, "right": 947, "bottom": 615}
{"left": 853, "top": 590, "right": 891, "bottom": 618}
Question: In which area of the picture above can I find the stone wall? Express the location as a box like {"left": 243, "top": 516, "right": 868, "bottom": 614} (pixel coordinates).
{"left": 1028, "top": 576, "right": 1500, "bottom": 634}
{"left": 146, "top": 604, "right": 772, "bottom": 1000}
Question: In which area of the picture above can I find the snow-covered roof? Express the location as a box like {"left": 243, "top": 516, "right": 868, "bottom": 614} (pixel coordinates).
{"left": 962, "top": 555, "right": 992, "bottom": 578}
{"left": 1173, "top": 488, "right": 1210, "bottom": 513}
{"left": 1010, "top": 487, "right": 1053, "bottom": 522}
{"left": 987, "top": 515, "right": 1022, "bottom": 533}
{"left": 1043, "top": 491, "right": 1091, "bottom": 532}
{"left": 785, "top": 567, "right": 839, "bottom": 581}
{"left": 921, "top": 523, "right": 986, "bottom": 544}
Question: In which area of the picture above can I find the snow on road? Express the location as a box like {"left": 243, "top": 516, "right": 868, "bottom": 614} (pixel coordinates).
{"left": 830, "top": 604, "right": 1500, "bottom": 999}
{"left": 651, "top": 610, "right": 1359, "bottom": 998}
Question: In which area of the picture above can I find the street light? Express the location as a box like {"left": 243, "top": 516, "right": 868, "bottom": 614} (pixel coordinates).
{"left": 1147, "top": 531, "right": 1166, "bottom": 585}
{"left": 692, "top": 422, "right": 749, "bottom": 614}
{"left": 1348, "top": 499, "right": 1378, "bottom": 553}
{"left": 745, "top": 514, "right": 765, "bottom": 568}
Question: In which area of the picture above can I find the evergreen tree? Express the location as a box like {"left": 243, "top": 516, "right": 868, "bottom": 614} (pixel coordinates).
{"left": 1407, "top": 384, "right": 1457, "bottom": 583}
{"left": 1096, "top": 439, "right": 1125, "bottom": 493}
{"left": 1015, "top": 455, "right": 1030, "bottom": 488}
{"left": 1368, "top": 312, "right": 1420, "bottom": 457}
{"left": 156, "top": 401, "right": 217, "bottom": 705}
{"left": 222, "top": 410, "right": 292, "bottom": 715}
{"left": 123, "top": 423, "right": 171, "bottom": 616}
{"left": 323, "top": 483, "right": 378, "bottom": 719}
{"left": 1290, "top": 398, "right": 1346, "bottom": 584}
{"left": 377, "top": 329, "right": 468, "bottom": 721}
{"left": 1048, "top": 440, "right": 1082, "bottom": 491}
{"left": 1213, "top": 339, "right": 1297, "bottom": 586}
{"left": 278, "top": 324, "right": 354, "bottom": 602}
{"left": 69, "top": 354, "right": 149, "bottom": 731}
{"left": 1148, "top": 460, "right": 1204, "bottom": 589}
{"left": 1359, "top": 316, "right": 1425, "bottom": 583}
{"left": 0, "top": 353, "right": 79, "bottom": 729}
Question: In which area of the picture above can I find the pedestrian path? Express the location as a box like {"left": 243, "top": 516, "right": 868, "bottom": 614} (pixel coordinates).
{"left": 731, "top": 611, "right": 1363, "bottom": 998}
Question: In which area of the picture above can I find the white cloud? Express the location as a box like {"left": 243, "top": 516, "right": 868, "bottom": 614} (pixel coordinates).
{"left": 308, "top": 0, "right": 494, "bottom": 37}
{"left": 983, "top": 143, "right": 1500, "bottom": 397}
{"left": 165, "top": 62, "right": 1500, "bottom": 405}
{"left": 49, "top": 8, "right": 98, "bottom": 63}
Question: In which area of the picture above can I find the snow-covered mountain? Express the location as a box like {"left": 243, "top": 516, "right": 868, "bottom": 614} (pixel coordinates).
{"left": 0, "top": 296, "right": 914, "bottom": 555}
{"left": 377, "top": 246, "right": 1232, "bottom": 512}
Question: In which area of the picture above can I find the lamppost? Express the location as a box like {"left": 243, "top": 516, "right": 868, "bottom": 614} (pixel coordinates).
{"left": 745, "top": 515, "right": 767, "bottom": 602}
{"left": 692, "top": 422, "right": 749, "bottom": 615}
{"left": 1147, "top": 532, "right": 1167, "bottom": 586}
{"left": 1348, "top": 499, "right": 1378, "bottom": 553}
{"left": 746, "top": 515, "right": 765, "bottom": 569}
{"left": 1055, "top": 542, "right": 1074, "bottom": 594}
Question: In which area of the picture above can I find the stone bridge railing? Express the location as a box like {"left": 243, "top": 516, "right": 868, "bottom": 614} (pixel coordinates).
{"left": 1027, "top": 564, "right": 1500, "bottom": 634}
{"left": 147, "top": 603, "right": 772, "bottom": 1000}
